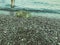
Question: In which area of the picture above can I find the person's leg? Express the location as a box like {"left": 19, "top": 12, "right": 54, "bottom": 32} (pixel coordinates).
{"left": 11, "top": 0, "right": 15, "bottom": 8}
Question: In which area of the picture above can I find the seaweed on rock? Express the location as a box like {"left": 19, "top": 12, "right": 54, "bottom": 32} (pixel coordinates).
{"left": 15, "top": 10, "right": 31, "bottom": 18}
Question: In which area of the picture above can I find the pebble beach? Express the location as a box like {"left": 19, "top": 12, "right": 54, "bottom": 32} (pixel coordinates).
{"left": 0, "top": 15, "right": 60, "bottom": 45}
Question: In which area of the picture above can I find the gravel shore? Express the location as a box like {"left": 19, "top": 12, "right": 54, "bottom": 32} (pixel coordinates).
{"left": 0, "top": 15, "right": 60, "bottom": 45}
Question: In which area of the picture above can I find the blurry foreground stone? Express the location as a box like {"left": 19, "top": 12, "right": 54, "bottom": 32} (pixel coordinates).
{"left": 0, "top": 15, "right": 60, "bottom": 45}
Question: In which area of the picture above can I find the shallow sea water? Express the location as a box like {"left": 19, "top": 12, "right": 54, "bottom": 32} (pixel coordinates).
{"left": 0, "top": 0, "right": 60, "bottom": 19}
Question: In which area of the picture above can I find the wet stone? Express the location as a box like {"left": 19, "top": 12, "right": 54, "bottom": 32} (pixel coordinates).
{"left": 0, "top": 15, "right": 60, "bottom": 45}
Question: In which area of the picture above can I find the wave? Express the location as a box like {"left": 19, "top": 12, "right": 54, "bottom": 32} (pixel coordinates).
{"left": 0, "top": 0, "right": 60, "bottom": 14}
{"left": 0, "top": 5, "right": 60, "bottom": 14}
